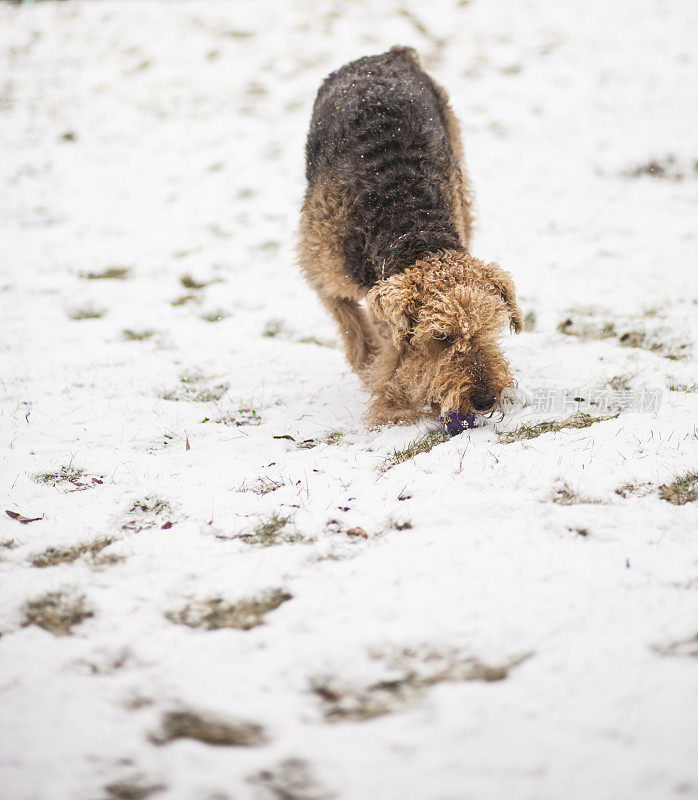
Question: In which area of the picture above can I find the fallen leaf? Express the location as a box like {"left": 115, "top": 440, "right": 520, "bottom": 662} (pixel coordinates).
{"left": 273, "top": 435, "right": 295, "bottom": 441}
{"left": 186, "top": 435, "right": 191, "bottom": 451}
{"left": 161, "top": 521, "right": 174, "bottom": 530}
{"left": 92, "top": 478, "right": 103, "bottom": 485}
{"left": 346, "top": 527, "right": 367, "bottom": 539}
{"left": 6, "top": 510, "right": 43, "bottom": 524}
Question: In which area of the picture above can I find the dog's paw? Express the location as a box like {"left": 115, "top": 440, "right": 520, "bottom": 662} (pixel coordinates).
{"left": 366, "top": 400, "right": 420, "bottom": 428}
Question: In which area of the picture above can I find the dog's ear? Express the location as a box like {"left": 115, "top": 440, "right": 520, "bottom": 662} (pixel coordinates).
{"left": 483, "top": 262, "right": 523, "bottom": 333}
{"left": 366, "top": 276, "right": 419, "bottom": 345}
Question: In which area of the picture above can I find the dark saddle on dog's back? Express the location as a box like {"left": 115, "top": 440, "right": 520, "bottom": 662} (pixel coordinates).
{"left": 305, "top": 47, "right": 462, "bottom": 288}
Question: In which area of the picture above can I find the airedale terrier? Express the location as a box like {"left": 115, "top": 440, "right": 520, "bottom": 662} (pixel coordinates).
{"left": 298, "top": 46, "right": 522, "bottom": 426}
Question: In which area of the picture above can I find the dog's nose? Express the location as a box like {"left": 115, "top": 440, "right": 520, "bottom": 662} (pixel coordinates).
{"left": 471, "top": 390, "right": 496, "bottom": 412}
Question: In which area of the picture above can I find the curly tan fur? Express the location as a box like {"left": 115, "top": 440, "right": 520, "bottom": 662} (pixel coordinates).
{"left": 298, "top": 47, "right": 522, "bottom": 426}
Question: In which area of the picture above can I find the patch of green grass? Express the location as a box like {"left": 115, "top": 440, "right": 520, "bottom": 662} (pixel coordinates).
{"left": 171, "top": 293, "right": 197, "bottom": 307}
{"left": 74, "top": 647, "right": 132, "bottom": 676}
{"left": 248, "top": 759, "right": 329, "bottom": 800}
{"left": 607, "top": 373, "right": 635, "bottom": 390}
{"left": 244, "top": 478, "right": 283, "bottom": 495}
{"left": 240, "top": 512, "right": 300, "bottom": 546}
{"left": 122, "top": 329, "right": 156, "bottom": 341}
{"left": 33, "top": 465, "right": 85, "bottom": 485}
{"left": 31, "top": 537, "right": 115, "bottom": 568}
{"left": 262, "top": 318, "right": 286, "bottom": 338}
{"left": 121, "top": 496, "right": 175, "bottom": 532}
{"left": 82, "top": 267, "right": 131, "bottom": 280}
{"left": 658, "top": 471, "right": 698, "bottom": 505}
{"left": 203, "top": 406, "right": 262, "bottom": 426}
{"left": 523, "top": 310, "right": 537, "bottom": 332}
{"left": 615, "top": 482, "right": 653, "bottom": 499}
{"left": 498, "top": 412, "right": 618, "bottom": 444}
{"left": 295, "top": 334, "right": 336, "bottom": 348}
{"left": 653, "top": 633, "right": 698, "bottom": 658}
{"left": 668, "top": 379, "right": 698, "bottom": 393}
{"left": 200, "top": 310, "right": 228, "bottom": 323}
{"left": 558, "top": 311, "right": 691, "bottom": 361}
{"left": 622, "top": 155, "right": 694, "bottom": 181}
{"left": 103, "top": 778, "right": 165, "bottom": 800}
{"left": 550, "top": 482, "right": 601, "bottom": 506}
{"left": 180, "top": 274, "right": 209, "bottom": 290}
{"left": 22, "top": 590, "right": 93, "bottom": 636}
{"left": 381, "top": 429, "right": 448, "bottom": 471}
{"left": 168, "top": 589, "right": 292, "bottom": 631}
{"left": 69, "top": 306, "right": 105, "bottom": 320}
{"left": 312, "top": 649, "right": 530, "bottom": 723}
{"left": 160, "top": 373, "right": 228, "bottom": 403}
{"left": 152, "top": 710, "right": 266, "bottom": 747}
{"left": 558, "top": 317, "right": 616, "bottom": 341}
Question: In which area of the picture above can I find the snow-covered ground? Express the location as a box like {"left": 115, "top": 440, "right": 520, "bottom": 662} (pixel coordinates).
{"left": 1, "top": 1, "right": 697, "bottom": 798}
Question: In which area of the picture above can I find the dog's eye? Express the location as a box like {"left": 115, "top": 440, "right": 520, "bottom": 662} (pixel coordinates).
{"left": 434, "top": 331, "right": 455, "bottom": 343}
{"left": 445, "top": 334, "right": 456, "bottom": 344}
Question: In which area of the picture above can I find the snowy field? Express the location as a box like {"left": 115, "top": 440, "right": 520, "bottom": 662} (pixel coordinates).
{"left": 2, "top": 1, "right": 698, "bottom": 798}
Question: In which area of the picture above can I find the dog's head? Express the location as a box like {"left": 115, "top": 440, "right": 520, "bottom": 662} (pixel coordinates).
{"left": 366, "top": 251, "right": 522, "bottom": 415}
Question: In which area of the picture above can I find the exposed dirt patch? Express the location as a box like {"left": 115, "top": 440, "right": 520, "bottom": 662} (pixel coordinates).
{"left": 168, "top": 589, "right": 292, "bottom": 631}
{"left": 22, "top": 590, "right": 93, "bottom": 636}
{"left": 31, "top": 537, "right": 115, "bottom": 568}
{"left": 121, "top": 497, "right": 176, "bottom": 532}
{"left": 658, "top": 471, "right": 698, "bottom": 505}
{"left": 248, "top": 758, "right": 334, "bottom": 800}
{"left": 152, "top": 709, "right": 267, "bottom": 746}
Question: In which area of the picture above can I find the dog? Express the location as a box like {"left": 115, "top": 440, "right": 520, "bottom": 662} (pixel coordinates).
{"left": 298, "top": 46, "right": 522, "bottom": 426}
